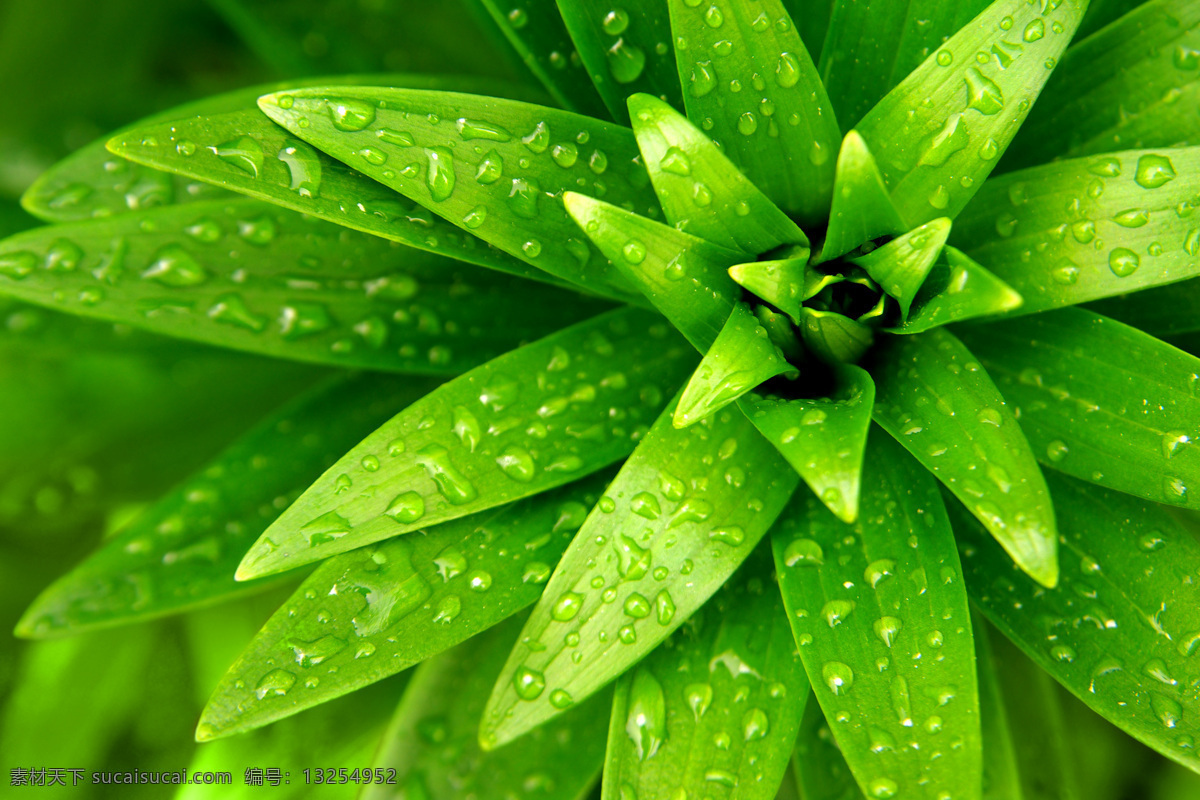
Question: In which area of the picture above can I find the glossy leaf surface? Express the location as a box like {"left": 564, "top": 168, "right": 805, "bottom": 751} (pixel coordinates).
{"left": 601, "top": 551, "right": 808, "bottom": 800}
{"left": 238, "top": 308, "right": 693, "bottom": 579}
{"left": 729, "top": 258, "right": 809, "bottom": 323}
{"left": 201, "top": 472, "right": 611, "bottom": 739}
{"left": 481, "top": 400, "right": 799, "bottom": 747}
{"left": 850, "top": 218, "right": 950, "bottom": 320}
{"left": 872, "top": 328, "right": 1058, "bottom": 587}
{"left": 957, "top": 308, "right": 1200, "bottom": 510}
{"left": 1089, "top": 277, "right": 1200, "bottom": 337}
{"left": 856, "top": 0, "right": 1086, "bottom": 228}
{"left": 668, "top": 0, "right": 841, "bottom": 225}
{"left": 885, "top": 246, "right": 1023, "bottom": 334}
{"left": 0, "top": 198, "right": 594, "bottom": 373}
{"left": 773, "top": 432, "right": 981, "bottom": 800}
{"left": 820, "top": 132, "right": 907, "bottom": 262}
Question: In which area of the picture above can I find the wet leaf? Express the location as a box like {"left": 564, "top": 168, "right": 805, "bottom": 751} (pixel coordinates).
{"left": 792, "top": 698, "right": 863, "bottom": 800}
{"left": 667, "top": 0, "right": 841, "bottom": 225}
{"left": 200, "top": 471, "right": 611, "bottom": 739}
{"left": 819, "top": 132, "right": 907, "bottom": 263}
{"left": 850, "top": 218, "right": 951, "bottom": 321}
{"left": 957, "top": 308, "right": 1200, "bottom": 511}
{"left": 258, "top": 86, "right": 660, "bottom": 303}
{"left": 799, "top": 309, "right": 874, "bottom": 365}
{"left": 1089, "top": 277, "right": 1200, "bottom": 337}
{"left": 480, "top": 399, "right": 799, "bottom": 747}
{"left": 954, "top": 148, "right": 1200, "bottom": 315}
{"left": 363, "top": 616, "right": 609, "bottom": 800}
{"left": 628, "top": 93, "right": 807, "bottom": 255}
{"left": 0, "top": 198, "right": 596, "bottom": 373}
{"left": 741, "top": 363, "right": 874, "bottom": 523}
{"left": 729, "top": 257, "right": 810, "bottom": 323}
{"left": 237, "top": 308, "right": 694, "bottom": 580}
{"left": 16, "top": 373, "right": 440, "bottom": 639}
{"left": 773, "top": 431, "right": 981, "bottom": 800}
{"left": 601, "top": 550, "right": 808, "bottom": 800}
{"left": 856, "top": 0, "right": 1086, "bottom": 229}
{"left": 885, "top": 246, "right": 1023, "bottom": 334}
{"left": 954, "top": 472, "right": 1200, "bottom": 775}
{"left": 871, "top": 328, "right": 1058, "bottom": 587}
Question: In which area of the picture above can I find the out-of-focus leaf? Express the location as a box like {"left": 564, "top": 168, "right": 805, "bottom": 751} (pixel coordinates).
{"left": 364, "top": 616, "right": 608, "bottom": 800}
{"left": 0, "top": 198, "right": 595, "bottom": 372}
{"left": 1075, "top": 0, "right": 1145, "bottom": 40}
{"left": 471, "top": 0, "right": 609, "bottom": 116}
{"left": 792, "top": 698, "right": 863, "bottom": 800}
{"left": 856, "top": 0, "right": 1086, "bottom": 229}
{"left": 818, "top": 0, "right": 990, "bottom": 132}
{"left": 799, "top": 309, "right": 874, "bottom": 365}
{"left": 975, "top": 618, "right": 1022, "bottom": 800}
{"left": 773, "top": 432, "right": 981, "bottom": 800}
{"left": 667, "top": 0, "right": 841, "bottom": 225}
{"left": 872, "top": 328, "right": 1058, "bottom": 587}
{"left": 885, "top": 246, "right": 1023, "bottom": 334}
{"left": 16, "top": 373, "right": 440, "bottom": 639}
{"left": 555, "top": 0, "right": 682, "bottom": 125}
{"left": 957, "top": 308, "right": 1200, "bottom": 510}
{"left": 741, "top": 363, "right": 874, "bottom": 523}
{"left": 675, "top": 303, "right": 792, "bottom": 428}
{"left": 954, "top": 472, "right": 1200, "bottom": 774}
{"left": 628, "top": 93, "right": 807, "bottom": 255}
{"left": 953, "top": 148, "right": 1200, "bottom": 315}
{"left": 820, "top": 132, "right": 907, "bottom": 262}
{"left": 481, "top": 400, "right": 799, "bottom": 747}
{"left": 237, "top": 308, "right": 692, "bottom": 579}
{"left": 1090, "top": 278, "right": 1200, "bottom": 337}
{"left": 1004, "top": 0, "right": 1200, "bottom": 171}
{"left": 200, "top": 472, "right": 610, "bottom": 740}
{"left": 850, "top": 218, "right": 950, "bottom": 320}
{"left": 259, "top": 86, "right": 657, "bottom": 303}
{"left": 564, "top": 191, "right": 740, "bottom": 351}
{"left": 601, "top": 550, "right": 808, "bottom": 800}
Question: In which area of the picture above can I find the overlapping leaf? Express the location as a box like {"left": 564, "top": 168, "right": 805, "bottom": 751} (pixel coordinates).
{"left": 820, "top": 132, "right": 907, "bottom": 262}
{"left": 792, "top": 699, "right": 862, "bottom": 800}
{"left": 885, "top": 246, "right": 1023, "bottom": 334}
{"left": 850, "top": 218, "right": 950, "bottom": 320}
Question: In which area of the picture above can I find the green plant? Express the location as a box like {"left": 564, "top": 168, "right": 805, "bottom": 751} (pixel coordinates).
{"left": 6, "top": 0, "right": 1200, "bottom": 797}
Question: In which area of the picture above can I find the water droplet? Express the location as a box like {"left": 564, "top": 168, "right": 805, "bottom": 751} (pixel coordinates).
{"left": 1108, "top": 247, "right": 1140, "bottom": 277}
{"left": 775, "top": 52, "right": 800, "bottom": 88}
{"left": 1136, "top": 154, "right": 1177, "bottom": 189}
{"left": 426, "top": 147, "right": 456, "bottom": 201}
{"left": 1046, "top": 440, "right": 1069, "bottom": 462}
{"left": 874, "top": 616, "right": 903, "bottom": 647}
{"left": 822, "top": 662, "right": 853, "bottom": 695}
{"left": 385, "top": 491, "right": 425, "bottom": 523}
{"left": 742, "top": 708, "right": 769, "bottom": 741}
{"left": 1023, "top": 18, "right": 1045, "bottom": 42}
{"left": 602, "top": 8, "right": 630, "bottom": 35}
{"left": 416, "top": 444, "right": 478, "bottom": 504}
{"left": 255, "top": 669, "right": 296, "bottom": 699}
{"left": 288, "top": 635, "right": 347, "bottom": 667}
{"left": 513, "top": 665, "right": 546, "bottom": 700}
{"left": 868, "top": 778, "right": 899, "bottom": 798}
{"left": 865, "top": 559, "right": 896, "bottom": 587}
{"left": 624, "top": 592, "right": 651, "bottom": 618}
{"left": 626, "top": 668, "right": 666, "bottom": 760}
{"left": 608, "top": 39, "right": 647, "bottom": 83}
{"left": 737, "top": 112, "right": 758, "bottom": 135}
{"left": 496, "top": 445, "right": 537, "bottom": 482}
{"left": 690, "top": 60, "right": 717, "bottom": 97}
{"left": 329, "top": 98, "right": 376, "bottom": 131}
{"left": 277, "top": 140, "right": 322, "bottom": 197}
{"left": 212, "top": 136, "right": 265, "bottom": 177}
{"left": 552, "top": 591, "right": 584, "bottom": 621}
{"left": 142, "top": 244, "right": 209, "bottom": 286}
{"left": 964, "top": 67, "right": 1004, "bottom": 115}
{"left": 784, "top": 538, "right": 824, "bottom": 566}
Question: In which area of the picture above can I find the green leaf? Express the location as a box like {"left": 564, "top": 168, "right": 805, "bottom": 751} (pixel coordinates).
{"left": 364, "top": 616, "right": 609, "bottom": 800}
{"left": 850, "top": 218, "right": 950, "bottom": 320}
{"left": 953, "top": 472, "right": 1200, "bottom": 775}
{"left": 200, "top": 471, "right": 611, "bottom": 740}
{"left": 792, "top": 698, "right": 863, "bottom": 800}
{"left": 15, "top": 373, "right": 440, "bottom": 639}
{"left": 675, "top": 303, "right": 792, "bottom": 428}
{"left": 772, "top": 431, "right": 981, "bottom": 800}
{"left": 480, "top": 399, "right": 799, "bottom": 747}
{"left": 884, "top": 246, "right": 1023, "bottom": 334}
{"left": 628, "top": 93, "right": 808, "bottom": 255}
{"left": 1089, "top": 277, "right": 1200, "bottom": 337}
{"left": 601, "top": 550, "right": 809, "bottom": 800}
{"left": 871, "top": 327, "right": 1058, "bottom": 587}
{"left": 819, "top": 132, "right": 908, "bottom": 262}
{"left": 258, "top": 86, "right": 658, "bottom": 303}
{"left": 555, "top": 0, "right": 683, "bottom": 125}
{"left": 1005, "top": 0, "right": 1200, "bottom": 171}
{"left": 956, "top": 308, "right": 1200, "bottom": 510}
{"left": 667, "top": 0, "right": 841, "bottom": 225}
{"left": 0, "top": 198, "right": 594, "bottom": 373}
{"left": 237, "top": 308, "right": 694, "bottom": 580}
{"left": 729, "top": 257, "right": 810, "bottom": 323}
{"left": 471, "top": 0, "right": 608, "bottom": 116}
{"left": 953, "top": 148, "right": 1200, "bottom": 315}
{"left": 974, "top": 617, "right": 1022, "bottom": 800}
{"left": 799, "top": 309, "right": 874, "bottom": 365}
{"left": 818, "top": 0, "right": 991, "bottom": 132}
{"left": 856, "top": 0, "right": 1087, "bottom": 229}
{"left": 741, "top": 363, "right": 874, "bottom": 523}
{"left": 1074, "top": 0, "right": 1144, "bottom": 40}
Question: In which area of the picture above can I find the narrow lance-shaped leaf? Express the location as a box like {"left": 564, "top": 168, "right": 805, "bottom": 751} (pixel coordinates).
{"left": 974, "top": 617, "right": 1022, "bottom": 800}
{"left": 565, "top": 191, "right": 741, "bottom": 351}
{"left": 885, "top": 246, "right": 1023, "bottom": 334}
{"left": 773, "top": 431, "right": 982, "bottom": 800}
{"left": 871, "top": 328, "right": 1058, "bottom": 587}
{"left": 792, "top": 698, "right": 863, "bottom": 800}
{"left": 480, "top": 398, "right": 800, "bottom": 747}
{"left": 856, "top": 0, "right": 1087, "bottom": 229}
{"left": 1089, "top": 277, "right": 1200, "bottom": 337}
{"left": 364, "top": 615, "right": 609, "bottom": 800}
{"left": 0, "top": 198, "right": 599, "bottom": 373}
{"left": 200, "top": 471, "right": 611, "bottom": 740}
{"left": 628, "top": 93, "right": 808, "bottom": 255}
{"left": 555, "top": 0, "right": 683, "bottom": 125}
{"left": 850, "top": 218, "right": 951, "bottom": 321}
{"left": 729, "top": 258, "right": 810, "bottom": 323}
{"left": 16, "top": 373, "right": 440, "bottom": 639}
{"left": 601, "top": 549, "right": 809, "bottom": 800}
{"left": 953, "top": 472, "right": 1200, "bottom": 775}
{"left": 818, "top": 0, "right": 991, "bottom": 131}
{"left": 667, "top": 0, "right": 841, "bottom": 225}
{"left": 258, "top": 86, "right": 661, "bottom": 303}
{"left": 237, "top": 308, "right": 694, "bottom": 580}
{"left": 799, "top": 309, "right": 874, "bottom": 365}
{"left": 819, "top": 132, "right": 908, "bottom": 263}
{"left": 957, "top": 308, "right": 1200, "bottom": 510}
{"left": 471, "top": 0, "right": 609, "bottom": 117}
{"left": 952, "top": 148, "right": 1200, "bottom": 315}
{"left": 740, "top": 363, "right": 874, "bottom": 523}
{"left": 1005, "top": 0, "right": 1200, "bottom": 171}
{"left": 675, "top": 303, "right": 793, "bottom": 428}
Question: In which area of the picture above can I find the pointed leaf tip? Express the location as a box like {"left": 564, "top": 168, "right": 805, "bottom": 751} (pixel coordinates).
{"left": 850, "top": 217, "right": 951, "bottom": 320}
{"left": 820, "top": 130, "right": 906, "bottom": 262}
